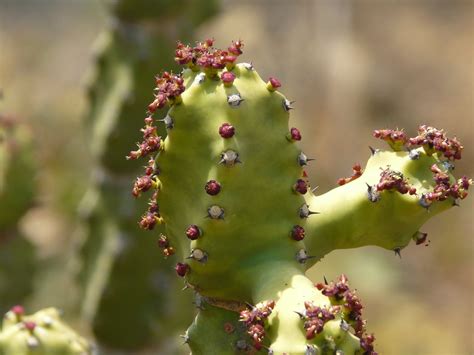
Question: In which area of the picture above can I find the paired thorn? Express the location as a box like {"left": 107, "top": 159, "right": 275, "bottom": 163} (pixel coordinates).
{"left": 243, "top": 62, "right": 254, "bottom": 71}
{"left": 219, "top": 150, "right": 241, "bottom": 166}
{"left": 227, "top": 93, "right": 244, "bottom": 107}
{"left": 158, "top": 114, "right": 174, "bottom": 129}
{"left": 369, "top": 146, "right": 378, "bottom": 155}
{"left": 394, "top": 248, "right": 402, "bottom": 258}
{"left": 297, "top": 152, "right": 315, "bottom": 166}
{"left": 366, "top": 183, "right": 381, "bottom": 202}
{"left": 187, "top": 249, "right": 208, "bottom": 263}
{"left": 283, "top": 98, "right": 295, "bottom": 111}
{"left": 180, "top": 333, "right": 190, "bottom": 344}
{"left": 409, "top": 149, "right": 420, "bottom": 160}
{"left": 340, "top": 319, "right": 350, "bottom": 332}
{"left": 296, "top": 249, "right": 316, "bottom": 264}
{"left": 294, "top": 311, "right": 305, "bottom": 319}
{"left": 207, "top": 205, "right": 225, "bottom": 219}
{"left": 195, "top": 72, "right": 206, "bottom": 84}
{"left": 299, "top": 204, "right": 319, "bottom": 218}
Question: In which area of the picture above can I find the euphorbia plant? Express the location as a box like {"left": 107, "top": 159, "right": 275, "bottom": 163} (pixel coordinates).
{"left": 128, "top": 39, "right": 471, "bottom": 354}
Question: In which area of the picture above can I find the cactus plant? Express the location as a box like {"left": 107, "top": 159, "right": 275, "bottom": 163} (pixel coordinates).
{"left": 128, "top": 39, "right": 471, "bottom": 354}
{"left": 0, "top": 306, "right": 91, "bottom": 355}
{"left": 0, "top": 114, "right": 36, "bottom": 315}
{"left": 75, "top": 0, "right": 219, "bottom": 351}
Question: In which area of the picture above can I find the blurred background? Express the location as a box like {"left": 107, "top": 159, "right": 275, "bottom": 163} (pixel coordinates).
{"left": 0, "top": 0, "right": 472, "bottom": 354}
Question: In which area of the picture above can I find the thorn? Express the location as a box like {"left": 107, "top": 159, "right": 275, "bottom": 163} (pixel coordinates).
{"left": 188, "top": 249, "right": 208, "bottom": 263}
{"left": 227, "top": 93, "right": 244, "bottom": 107}
{"left": 283, "top": 98, "right": 295, "bottom": 111}
{"left": 180, "top": 333, "right": 190, "bottom": 344}
{"left": 207, "top": 205, "right": 225, "bottom": 219}
{"left": 394, "top": 248, "right": 402, "bottom": 258}
{"left": 311, "top": 186, "right": 319, "bottom": 193}
{"left": 409, "top": 149, "right": 420, "bottom": 160}
{"left": 243, "top": 62, "right": 254, "bottom": 71}
{"left": 366, "top": 183, "right": 380, "bottom": 202}
{"left": 340, "top": 319, "right": 350, "bottom": 332}
{"left": 158, "top": 114, "right": 174, "bottom": 129}
{"left": 419, "top": 194, "right": 432, "bottom": 210}
{"left": 294, "top": 311, "right": 305, "bottom": 319}
{"left": 369, "top": 146, "right": 377, "bottom": 155}
{"left": 323, "top": 276, "right": 328, "bottom": 285}
{"left": 219, "top": 150, "right": 240, "bottom": 166}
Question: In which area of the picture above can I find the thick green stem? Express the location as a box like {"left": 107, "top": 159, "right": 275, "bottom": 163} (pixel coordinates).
{"left": 304, "top": 149, "right": 453, "bottom": 267}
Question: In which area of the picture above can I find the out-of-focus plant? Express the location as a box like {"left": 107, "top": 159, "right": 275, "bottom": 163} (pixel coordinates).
{"left": 75, "top": 0, "right": 219, "bottom": 352}
{"left": 0, "top": 112, "right": 36, "bottom": 316}
{"left": 0, "top": 306, "right": 91, "bottom": 355}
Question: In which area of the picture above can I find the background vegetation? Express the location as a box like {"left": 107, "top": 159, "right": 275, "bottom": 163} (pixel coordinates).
{"left": 0, "top": 0, "right": 472, "bottom": 354}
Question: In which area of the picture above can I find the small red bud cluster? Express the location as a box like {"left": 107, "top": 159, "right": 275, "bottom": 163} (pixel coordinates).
{"left": 373, "top": 129, "right": 407, "bottom": 150}
{"left": 408, "top": 125, "right": 463, "bottom": 160}
{"left": 316, "top": 275, "right": 372, "bottom": 342}
{"left": 157, "top": 234, "right": 175, "bottom": 257}
{"left": 373, "top": 125, "right": 463, "bottom": 161}
{"left": 175, "top": 39, "right": 243, "bottom": 71}
{"left": 360, "top": 333, "right": 378, "bottom": 355}
{"left": 376, "top": 168, "right": 417, "bottom": 195}
{"left": 148, "top": 71, "right": 185, "bottom": 112}
{"left": 337, "top": 163, "right": 363, "bottom": 186}
{"left": 302, "top": 302, "right": 339, "bottom": 339}
{"left": 239, "top": 300, "right": 275, "bottom": 350}
{"left": 127, "top": 117, "right": 162, "bottom": 160}
{"left": 421, "top": 164, "right": 472, "bottom": 205}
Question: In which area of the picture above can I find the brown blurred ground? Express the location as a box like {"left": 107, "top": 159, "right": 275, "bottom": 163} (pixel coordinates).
{"left": 0, "top": 0, "right": 472, "bottom": 354}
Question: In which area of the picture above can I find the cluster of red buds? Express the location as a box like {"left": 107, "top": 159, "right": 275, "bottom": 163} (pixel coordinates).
{"left": 373, "top": 125, "right": 464, "bottom": 161}
{"left": 239, "top": 300, "right": 275, "bottom": 350}
{"left": 360, "top": 333, "right": 378, "bottom": 355}
{"left": 148, "top": 71, "right": 185, "bottom": 112}
{"left": 175, "top": 39, "right": 243, "bottom": 72}
{"left": 408, "top": 125, "right": 463, "bottom": 160}
{"left": 373, "top": 129, "right": 407, "bottom": 150}
{"left": 376, "top": 168, "right": 417, "bottom": 195}
{"left": 138, "top": 190, "right": 161, "bottom": 230}
{"left": 127, "top": 117, "right": 162, "bottom": 160}
{"left": 157, "top": 234, "right": 175, "bottom": 257}
{"left": 337, "top": 163, "right": 363, "bottom": 186}
{"left": 300, "top": 302, "right": 339, "bottom": 339}
{"left": 420, "top": 164, "right": 472, "bottom": 206}
{"left": 316, "top": 275, "right": 368, "bottom": 337}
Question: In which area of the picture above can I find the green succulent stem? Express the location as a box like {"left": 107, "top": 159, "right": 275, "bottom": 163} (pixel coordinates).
{"left": 304, "top": 149, "right": 453, "bottom": 266}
